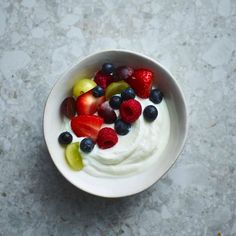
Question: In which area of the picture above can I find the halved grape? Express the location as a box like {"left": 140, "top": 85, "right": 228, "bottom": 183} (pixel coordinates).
{"left": 115, "top": 66, "right": 134, "bottom": 80}
{"left": 65, "top": 142, "right": 84, "bottom": 171}
{"left": 60, "top": 97, "right": 76, "bottom": 119}
{"left": 98, "top": 101, "right": 117, "bottom": 124}
{"left": 105, "top": 81, "right": 130, "bottom": 99}
{"left": 72, "top": 78, "right": 97, "bottom": 97}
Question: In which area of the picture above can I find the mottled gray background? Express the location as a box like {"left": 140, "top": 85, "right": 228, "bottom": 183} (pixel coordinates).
{"left": 0, "top": 0, "right": 235, "bottom": 235}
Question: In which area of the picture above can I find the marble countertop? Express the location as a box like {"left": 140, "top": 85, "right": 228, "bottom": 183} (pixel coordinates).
{"left": 0, "top": 0, "right": 235, "bottom": 235}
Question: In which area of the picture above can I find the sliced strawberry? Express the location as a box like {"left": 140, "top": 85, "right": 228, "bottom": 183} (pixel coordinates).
{"left": 127, "top": 69, "right": 153, "bottom": 98}
{"left": 71, "top": 115, "right": 104, "bottom": 141}
{"left": 94, "top": 70, "right": 113, "bottom": 89}
{"left": 76, "top": 90, "right": 105, "bottom": 115}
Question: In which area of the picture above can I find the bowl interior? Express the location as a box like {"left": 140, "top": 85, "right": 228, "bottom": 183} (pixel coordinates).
{"left": 44, "top": 50, "right": 187, "bottom": 198}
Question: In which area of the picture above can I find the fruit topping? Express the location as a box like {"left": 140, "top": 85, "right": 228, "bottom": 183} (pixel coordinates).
{"left": 105, "top": 81, "right": 130, "bottom": 99}
{"left": 71, "top": 115, "right": 103, "bottom": 141}
{"left": 59, "top": 62, "right": 163, "bottom": 158}
{"left": 92, "top": 86, "right": 104, "bottom": 97}
{"left": 76, "top": 90, "right": 105, "bottom": 115}
{"left": 120, "top": 99, "right": 142, "bottom": 123}
{"left": 114, "top": 119, "right": 131, "bottom": 135}
{"left": 98, "top": 101, "right": 117, "bottom": 124}
{"left": 80, "top": 138, "right": 95, "bottom": 153}
{"left": 143, "top": 105, "right": 158, "bottom": 121}
{"left": 121, "top": 87, "right": 136, "bottom": 100}
{"left": 94, "top": 70, "right": 113, "bottom": 89}
{"left": 114, "top": 66, "right": 134, "bottom": 80}
{"left": 97, "top": 127, "right": 118, "bottom": 149}
{"left": 109, "top": 95, "right": 122, "bottom": 109}
{"left": 127, "top": 68, "right": 153, "bottom": 98}
{"left": 60, "top": 97, "right": 76, "bottom": 119}
{"left": 72, "top": 78, "right": 96, "bottom": 97}
{"left": 65, "top": 142, "right": 84, "bottom": 170}
{"left": 102, "top": 63, "right": 115, "bottom": 75}
{"left": 58, "top": 131, "right": 73, "bottom": 145}
{"left": 149, "top": 88, "right": 163, "bottom": 104}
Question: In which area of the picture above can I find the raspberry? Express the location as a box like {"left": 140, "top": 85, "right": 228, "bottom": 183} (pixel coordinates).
{"left": 97, "top": 127, "right": 118, "bottom": 149}
{"left": 94, "top": 71, "right": 113, "bottom": 89}
{"left": 120, "top": 99, "right": 142, "bottom": 123}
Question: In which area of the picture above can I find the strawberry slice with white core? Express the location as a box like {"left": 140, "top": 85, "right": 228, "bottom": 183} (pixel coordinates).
{"left": 76, "top": 90, "right": 105, "bottom": 115}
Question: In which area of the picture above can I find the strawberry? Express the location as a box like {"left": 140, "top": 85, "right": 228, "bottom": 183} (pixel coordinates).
{"left": 94, "top": 70, "right": 113, "bottom": 89}
{"left": 127, "top": 69, "right": 153, "bottom": 98}
{"left": 76, "top": 90, "right": 105, "bottom": 115}
{"left": 71, "top": 115, "right": 104, "bottom": 141}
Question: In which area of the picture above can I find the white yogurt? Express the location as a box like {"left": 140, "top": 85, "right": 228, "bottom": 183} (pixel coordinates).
{"left": 63, "top": 97, "right": 171, "bottom": 177}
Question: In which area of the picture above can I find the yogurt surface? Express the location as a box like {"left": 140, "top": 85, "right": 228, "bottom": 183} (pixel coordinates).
{"left": 63, "top": 97, "right": 170, "bottom": 177}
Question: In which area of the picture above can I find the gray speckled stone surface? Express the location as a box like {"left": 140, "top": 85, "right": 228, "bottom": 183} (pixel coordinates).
{"left": 0, "top": 0, "right": 236, "bottom": 235}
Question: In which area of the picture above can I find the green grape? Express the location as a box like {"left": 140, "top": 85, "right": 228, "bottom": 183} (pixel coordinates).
{"left": 105, "top": 81, "right": 129, "bottom": 99}
{"left": 65, "top": 142, "right": 84, "bottom": 171}
{"left": 73, "top": 78, "right": 96, "bottom": 97}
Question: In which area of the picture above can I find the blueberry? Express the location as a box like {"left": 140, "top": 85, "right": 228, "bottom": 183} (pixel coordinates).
{"left": 143, "top": 105, "right": 158, "bottom": 122}
{"left": 80, "top": 138, "right": 95, "bottom": 153}
{"left": 92, "top": 86, "right": 104, "bottom": 97}
{"left": 149, "top": 89, "right": 163, "bottom": 104}
{"left": 102, "top": 63, "right": 115, "bottom": 75}
{"left": 121, "top": 87, "right": 136, "bottom": 100}
{"left": 109, "top": 95, "right": 122, "bottom": 109}
{"left": 114, "top": 119, "right": 131, "bottom": 135}
{"left": 58, "top": 131, "right": 73, "bottom": 145}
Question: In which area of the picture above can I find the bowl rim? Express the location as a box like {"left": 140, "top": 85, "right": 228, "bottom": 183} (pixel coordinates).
{"left": 43, "top": 49, "right": 188, "bottom": 198}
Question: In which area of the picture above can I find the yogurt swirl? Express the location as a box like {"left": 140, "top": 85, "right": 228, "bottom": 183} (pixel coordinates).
{"left": 80, "top": 97, "right": 170, "bottom": 177}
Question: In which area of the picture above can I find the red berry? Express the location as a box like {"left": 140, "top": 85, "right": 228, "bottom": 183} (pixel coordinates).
{"left": 71, "top": 115, "right": 103, "bottom": 141}
{"left": 97, "top": 127, "right": 118, "bottom": 149}
{"left": 94, "top": 70, "right": 113, "bottom": 89}
{"left": 76, "top": 90, "right": 105, "bottom": 115}
{"left": 127, "top": 68, "right": 153, "bottom": 98}
{"left": 120, "top": 99, "right": 142, "bottom": 123}
{"left": 97, "top": 101, "right": 117, "bottom": 124}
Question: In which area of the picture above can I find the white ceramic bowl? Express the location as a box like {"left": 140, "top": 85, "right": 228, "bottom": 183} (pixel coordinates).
{"left": 43, "top": 50, "right": 188, "bottom": 198}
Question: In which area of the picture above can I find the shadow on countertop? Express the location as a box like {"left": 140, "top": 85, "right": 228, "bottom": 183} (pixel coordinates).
{"left": 28, "top": 141, "right": 156, "bottom": 225}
